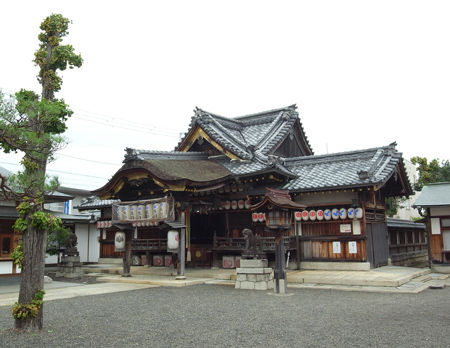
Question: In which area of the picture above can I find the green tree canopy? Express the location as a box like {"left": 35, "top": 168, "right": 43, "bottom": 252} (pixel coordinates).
{"left": 410, "top": 156, "right": 450, "bottom": 191}
{"left": 0, "top": 13, "right": 82, "bottom": 331}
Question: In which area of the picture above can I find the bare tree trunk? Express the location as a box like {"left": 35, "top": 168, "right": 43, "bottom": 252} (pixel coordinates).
{"left": 15, "top": 222, "right": 47, "bottom": 330}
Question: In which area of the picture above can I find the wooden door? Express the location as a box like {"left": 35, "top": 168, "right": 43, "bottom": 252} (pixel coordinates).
{"left": 366, "top": 223, "right": 389, "bottom": 268}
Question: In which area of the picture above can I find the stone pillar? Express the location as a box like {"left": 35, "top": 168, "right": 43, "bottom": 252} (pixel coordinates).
{"left": 176, "top": 228, "right": 186, "bottom": 280}
{"left": 274, "top": 236, "right": 287, "bottom": 294}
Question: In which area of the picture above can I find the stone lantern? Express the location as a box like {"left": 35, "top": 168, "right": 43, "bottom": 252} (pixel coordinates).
{"left": 250, "top": 188, "right": 306, "bottom": 294}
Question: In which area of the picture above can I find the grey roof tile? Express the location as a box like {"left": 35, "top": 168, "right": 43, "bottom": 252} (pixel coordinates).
{"left": 282, "top": 144, "right": 409, "bottom": 192}
{"left": 175, "top": 105, "right": 313, "bottom": 158}
{"left": 76, "top": 198, "right": 119, "bottom": 210}
{"left": 413, "top": 182, "right": 450, "bottom": 207}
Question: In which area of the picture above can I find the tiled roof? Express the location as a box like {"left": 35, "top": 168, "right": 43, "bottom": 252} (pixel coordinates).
{"left": 282, "top": 144, "right": 411, "bottom": 192}
{"left": 386, "top": 218, "right": 425, "bottom": 230}
{"left": 175, "top": 105, "right": 313, "bottom": 158}
{"left": 125, "top": 149, "right": 208, "bottom": 162}
{"left": 76, "top": 198, "right": 119, "bottom": 210}
{"left": 413, "top": 182, "right": 450, "bottom": 207}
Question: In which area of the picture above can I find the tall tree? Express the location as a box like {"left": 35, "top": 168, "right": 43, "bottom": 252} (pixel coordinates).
{"left": 411, "top": 156, "right": 450, "bottom": 190}
{"left": 0, "top": 14, "right": 82, "bottom": 331}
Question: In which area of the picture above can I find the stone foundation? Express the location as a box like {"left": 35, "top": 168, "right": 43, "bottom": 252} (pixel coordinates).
{"left": 56, "top": 255, "right": 83, "bottom": 278}
{"left": 235, "top": 259, "right": 274, "bottom": 290}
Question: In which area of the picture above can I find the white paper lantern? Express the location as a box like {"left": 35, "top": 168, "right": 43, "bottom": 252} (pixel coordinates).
{"left": 294, "top": 211, "right": 302, "bottom": 221}
{"left": 114, "top": 231, "right": 126, "bottom": 252}
{"left": 309, "top": 210, "right": 317, "bottom": 221}
{"left": 301, "top": 210, "right": 309, "bottom": 221}
{"left": 355, "top": 207, "right": 363, "bottom": 219}
{"left": 331, "top": 209, "right": 339, "bottom": 220}
{"left": 347, "top": 207, "right": 355, "bottom": 219}
{"left": 339, "top": 208, "right": 347, "bottom": 220}
{"left": 167, "top": 230, "right": 179, "bottom": 250}
{"left": 324, "top": 209, "right": 331, "bottom": 220}
{"left": 317, "top": 210, "right": 324, "bottom": 221}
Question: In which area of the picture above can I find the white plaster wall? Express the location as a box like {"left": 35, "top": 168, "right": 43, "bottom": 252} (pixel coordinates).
{"left": 75, "top": 223, "right": 89, "bottom": 263}
{"left": 0, "top": 260, "right": 13, "bottom": 274}
{"left": 88, "top": 226, "right": 100, "bottom": 263}
{"left": 75, "top": 223, "right": 100, "bottom": 263}
{"left": 45, "top": 254, "right": 58, "bottom": 264}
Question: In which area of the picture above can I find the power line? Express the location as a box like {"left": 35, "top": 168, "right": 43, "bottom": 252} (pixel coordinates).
{"left": 1, "top": 86, "right": 185, "bottom": 138}
{"left": 55, "top": 153, "right": 120, "bottom": 166}
{"left": 0, "top": 161, "right": 110, "bottom": 180}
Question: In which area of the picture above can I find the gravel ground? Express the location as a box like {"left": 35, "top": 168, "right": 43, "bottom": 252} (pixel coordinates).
{"left": 0, "top": 285, "right": 449, "bottom": 348}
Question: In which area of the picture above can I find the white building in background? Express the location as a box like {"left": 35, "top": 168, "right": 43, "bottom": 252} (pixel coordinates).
{"left": 44, "top": 187, "right": 100, "bottom": 264}
{"left": 392, "top": 159, "right": 421, "bottom": 220}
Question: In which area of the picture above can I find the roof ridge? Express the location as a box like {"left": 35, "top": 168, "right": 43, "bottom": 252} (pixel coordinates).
{"left": 284, "top": 145, "right": 394, "bottom": 164}
{"left": 234, "top": 105, "right": 297, "bottom": 120}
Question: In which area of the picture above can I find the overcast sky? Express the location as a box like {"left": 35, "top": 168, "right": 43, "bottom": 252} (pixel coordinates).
{"left": 1, "top": 0, "right": 449, "bottom": 190}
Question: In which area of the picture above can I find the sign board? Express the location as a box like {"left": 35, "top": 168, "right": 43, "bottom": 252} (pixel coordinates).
{"left": 332, "top": 241, "right": 341, "bottom": 254}
{"left": 431, "top": 218, "right": 441, "bottom": 235}
{"left": 352, "top": 221, "right": 361, "bottom": 235}
{"left": 348, "top": 241, "right": 357, "bottom": 254}
{"left": 340, "top": 224, "right": 352, "bottom": 233}
{"left": 112, "top": 196, "right": 175, "bottom": 225}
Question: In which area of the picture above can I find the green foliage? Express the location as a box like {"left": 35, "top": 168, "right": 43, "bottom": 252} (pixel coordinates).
{"left": 11, "top": 290, "right": 45, "bottom": 320}
{"left": 10, "top": 244, "right": 24, "bottom": 268}
{"left": 33, "top": 14, "right": 82, "bottom": 97}
{"left": 46, "top": 225, "right": 70, "bottom": 256}
{"left": 13, "top": 218, "right": 28, "bottom": 232}
{"left": 385, "top": 197, "right": 400, "bottom": 217}
{"left": 411, "top": 156, "right": 450, "bottom": 190}
{"left": 16, "top": 202, "right": 31, "bottom": 217}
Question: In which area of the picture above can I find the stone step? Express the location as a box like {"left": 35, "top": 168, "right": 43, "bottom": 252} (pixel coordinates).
{"left": 411, "top": 274, "right": 432, "bottom": 283}
{"left": 287, "top": 267, "right": 432, "bottom": 287}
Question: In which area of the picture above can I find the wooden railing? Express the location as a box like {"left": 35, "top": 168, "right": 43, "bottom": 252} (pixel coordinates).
{"left": 388, "top": 229, "right": 428, "bottom": 257}
{"left": 131, "top": 239, "right": 167, "bottom": 251}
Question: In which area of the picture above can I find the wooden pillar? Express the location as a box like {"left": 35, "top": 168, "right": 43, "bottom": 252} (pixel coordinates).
{"left": 122, "top": 229, "right": 132, "bottom": 277}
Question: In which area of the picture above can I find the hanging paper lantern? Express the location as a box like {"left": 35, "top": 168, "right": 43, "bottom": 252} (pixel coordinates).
{"left": 301, "top": 210, "right": 309, "bottom": 221}
{"left": 347, "top": 207, "right": 355, "bottom": 219}
{"left": 244, "top": 200, "right": 251, "bottom": 209}
{"left": 294, "top": 211, "right": 302, "bottom": 221}
{"left": 317, "top": 210, "right": 324, "bottom": 221}
{"left": 238, "top": 200, "right": 245, "bottom": 209}
{"left": 114, "top": 231, "right": 126, "bottom": 252}
{"left": 324, "top": 209, "right": 331, "bottom": 220}
{"left": 355, "top": 207, "right": 363, "bottom": 219}
{"left": 339, "top": 208, "right": 347, "bottom": 220}
{"left": 231, "top": 200, "right": 238, "bottom": 210}
{"left": 258, "top": 212, "right": 265, "bottom": 222}
{"left": 309, "top": 210, "right": 317, "bottom": 221}
{"left": 224, "top": 201, "right": 231, "bottom": 210}
{"left": 252, "top": 212, "right": 258, "bottom": 222}
{"left": 331, "top": 209, "right": 339, "bottom": 220}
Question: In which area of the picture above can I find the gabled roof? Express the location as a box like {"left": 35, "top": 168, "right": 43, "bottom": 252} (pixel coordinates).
{"left": 413, "top": 182, "right": 450, "bottom": 207}
{"left": 92, "top": 150, "right": 233, "bottom": 197}
{"left": 282, "top": 143, "right": 413, "bottom": 194}
{"left": 250, "top": 188, "right": 306, "bottom": 210}
{"left": 176, "top": 105, "right": 313, "bottom": 159}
